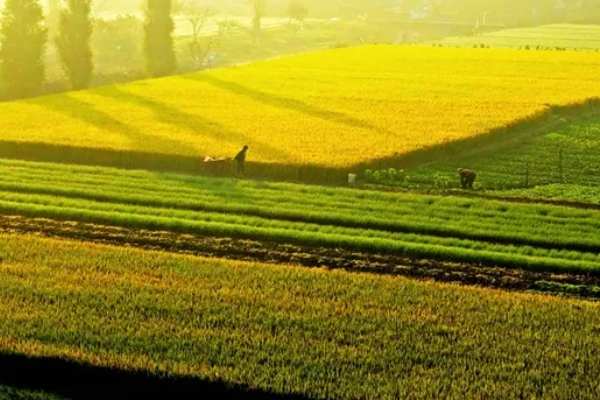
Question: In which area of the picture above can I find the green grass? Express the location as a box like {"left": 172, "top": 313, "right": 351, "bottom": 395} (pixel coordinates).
{"left": 405, "top": 110, "right": 600, "bottom": 192}
{"left": 2, "top": 234, "right": 600, "bottom": 399}
{"left": 2, "top": 159, "right": 600, "bottom": 274}
{"left": 431, "top": 24, "right": 600, "bottom": 50}
{"left": 488, "top": 184, "right": 600, "bottom": 204}
{"left": 0, "top": 387, "right": 66, "bottom": 400}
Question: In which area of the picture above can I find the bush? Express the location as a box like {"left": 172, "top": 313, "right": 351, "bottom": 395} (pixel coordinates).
{"left": 379, "top": 170, "right": 389, "bottom": 182}
{"left": 372, "top": 170, "right": 381, "bottom": 183}
{"left": 364, "top": 169, "right": 373, "bottom": 182}
{"left": 388, "top": 168, "right": 397, "bottom": 181}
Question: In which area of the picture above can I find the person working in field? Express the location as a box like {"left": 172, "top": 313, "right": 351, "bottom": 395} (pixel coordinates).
{"left": 457, "top": 168, "right": 477, "bottom": 189}
{"left": 234, "top": 145, "right": 249, "bottom": 177}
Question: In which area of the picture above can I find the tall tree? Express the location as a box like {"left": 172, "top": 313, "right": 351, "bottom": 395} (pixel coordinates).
{"left": 246, "top": 0, "right": 266, "bottom": 39}
{"left": 56, "top": 0, "right": 94, "bottom": 90}
{"left": 47, "top": 0, "right": 60, "bottom": 31}
{"left": 0, "top": 0, "right": 48, "bottom": 99}
{"left": 144, "top": 0, "right": 176, "bottom": 77}
{"left": 288, "top": 0, "right": 308, "bottom": 24}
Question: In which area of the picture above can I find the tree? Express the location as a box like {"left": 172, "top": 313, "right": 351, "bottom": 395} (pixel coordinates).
{"left": 144, "top": 0, "right": 177, "bottom": 77}
{"left": 288, "top": 0, "right": 308, "bottom": 24}
{"left": 246, "top": 0, "right": 266, "bottom": 38}
{"left": 0, "top": 0, "right": 48, "bottom": 99}
{"left": 92, "top": 15, "right": 144, "bottom": 78}
{"left": 56, "top": 0, "right": 94, "bottom": 90}
{"left": 47, "top": 0, "right": 60, "bottom": 31}
{"left": 176, "top": 1, "right": 238, "bottom": 71}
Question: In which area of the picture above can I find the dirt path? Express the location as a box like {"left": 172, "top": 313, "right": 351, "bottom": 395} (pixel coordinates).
{"left": 0, "top": 214, "right": 598, "bottom": 300}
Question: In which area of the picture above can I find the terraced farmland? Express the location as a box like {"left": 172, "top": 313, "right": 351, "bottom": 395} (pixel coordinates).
{"left": 3, "top": 45, "right": 600, "bottom": 179}
{"left": 0, "top": 234, "right": 600, "bottom": 400}
{"left": 2, "top": 159, "right": 600, "bottom": 276}
{"left": 3, "top": 27, "right": 600, "bottom": 399}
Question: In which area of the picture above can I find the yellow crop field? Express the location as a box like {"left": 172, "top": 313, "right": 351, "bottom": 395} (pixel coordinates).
{"left": 3, "top": 45, "right": 600, "bottom": 168}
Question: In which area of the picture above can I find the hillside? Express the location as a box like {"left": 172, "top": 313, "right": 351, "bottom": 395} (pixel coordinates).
{"left": 3, "top": 45, "right": 600, "bottom": 179}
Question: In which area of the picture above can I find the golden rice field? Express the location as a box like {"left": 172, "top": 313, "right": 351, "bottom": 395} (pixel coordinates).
{"left": 3, "top": 45, "right": 600, "bottom": 168}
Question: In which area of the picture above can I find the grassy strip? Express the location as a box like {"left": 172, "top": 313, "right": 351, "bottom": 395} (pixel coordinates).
{"left": 0, "top": 192, "right": 600, "bottom": 274}
{"left": 0, "top": 385, "right": 67, "bottom": 400}
{"left": 1, "top": 161, "right": 600, "bottom": 254}
{"left": 1, "top": 235, "right": 600, "bottom": 400}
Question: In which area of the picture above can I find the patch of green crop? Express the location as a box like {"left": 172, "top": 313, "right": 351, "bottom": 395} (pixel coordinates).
{"left": 0, "top": 386, "right": 67, "bottom": 400}
{"left": 1, "top": 158, "right": 600, "bottom": 274}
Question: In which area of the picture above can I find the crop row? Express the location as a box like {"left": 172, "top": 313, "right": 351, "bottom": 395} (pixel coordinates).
{"left": 1, "top": 235, "right": 600, "bottom": 400}
{"left": 409, "top": 114, "right": 600, "bottom": 190}
{"left": 2, "top": 160, "right": 600, "bottom": 274}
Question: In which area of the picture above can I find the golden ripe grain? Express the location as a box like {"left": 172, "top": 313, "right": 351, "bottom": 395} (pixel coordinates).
{"left": 2, "top": 46, "right": 600, "bottom": 167}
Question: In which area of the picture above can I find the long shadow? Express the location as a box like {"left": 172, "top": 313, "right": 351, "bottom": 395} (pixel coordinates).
{"left": 28, "top": 94, "right": 191, "bottom": 157}
{"left": 0, "top": 140, "right": 347, "bottom": 183}
{"left": 183, "top": 74, "right": 396, "bottom": 137}
{"left": 359, "top": 99, "right": 600, "bottom": 172}
{"left": 10, "top": 89, "right": 597, "bottom": 186}
{"left": 91, "top": 86, "right": 294, "bottom": 162}
{"left": 0, "top": 351, "right": 314, "bottom": 400}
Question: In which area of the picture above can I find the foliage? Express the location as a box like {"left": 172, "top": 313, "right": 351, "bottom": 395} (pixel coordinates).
{"left": 0, "top": 385, "right": 67, "bottom": 400}
{"left": 288, "top": 0, "right": 308, "bottom": 24}
{"left": 175, "top": 2, "right": 238, "bottom": 71}
{"left": 56, "top": 0, "right": 94, "bottom": 90}
{"left": 144, "top": 0, "right": 177, "bottom": 78}
{"left": 365, "top": 168, "right": 405, "bottom": 184}
{"left": 0, "top": 0, "right": 48, "bottom": 99}
{"left": 247, "top": 0, "right": 266, "bottom": 38}
{"left": 92, "top": 15, "right": 144, "bottom": 77}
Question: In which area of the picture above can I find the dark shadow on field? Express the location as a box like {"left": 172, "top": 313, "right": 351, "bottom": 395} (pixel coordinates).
{"left": 0, "top": 351, "right": 314, "bottom": 400}
{"left": 0, "top": 140, "right": 347, "bottom": 183}
{"left": 5, "top": 95, "right": 598, "bottom": 186}
{"left": 28, "top": 94, "right": 192, "bottom": 157}
{"left": 358, "top": 99, "right": 600, "bottom": 172}
{"left": 182, "top": 74, "right": 396, "bottom": 137}
{"left": 90, "top": 86, "right": 294, "bottom": 162}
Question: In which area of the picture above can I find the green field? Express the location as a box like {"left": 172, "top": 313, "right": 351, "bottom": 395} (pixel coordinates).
{"left": 432, "top": 24, "right": 600, "bottom": 50}
{"left": 1, "top": 234, "right": 600, "bottom": 400}
{"left": 404, "top": 108, "right": 600, "bottom": 194}
{"left": 1, "top": 159, "right": 600, "bottom": 274}
{"left": 492, "top": 184, "right": 600, "bottom": 204}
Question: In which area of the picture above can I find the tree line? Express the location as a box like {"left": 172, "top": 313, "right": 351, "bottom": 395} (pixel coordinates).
{"left": 0, "top": 0, "right": 179, "bottom": 100}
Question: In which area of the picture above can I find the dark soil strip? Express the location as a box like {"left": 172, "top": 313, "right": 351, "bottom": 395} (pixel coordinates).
{"left": 0, "top": 351, "right": 312, "bottom": 400}
{"left": 1, "top": 214, "right": 600, "bottom": 300}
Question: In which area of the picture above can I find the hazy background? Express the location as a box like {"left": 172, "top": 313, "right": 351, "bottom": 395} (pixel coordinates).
{"left": 0, "top": 0, "right": 598, "bottom": 99}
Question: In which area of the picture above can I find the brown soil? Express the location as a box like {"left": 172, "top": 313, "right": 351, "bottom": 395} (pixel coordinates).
{"left": 1, "top": 214, "right": 599, "bottom": 300}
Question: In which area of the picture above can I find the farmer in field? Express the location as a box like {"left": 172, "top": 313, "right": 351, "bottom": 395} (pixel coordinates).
{"left": 234, "top": 145, "right": 249, "bottom": 177}
{"left": 457, "top": 168, "right": 477, "bottom": 189}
